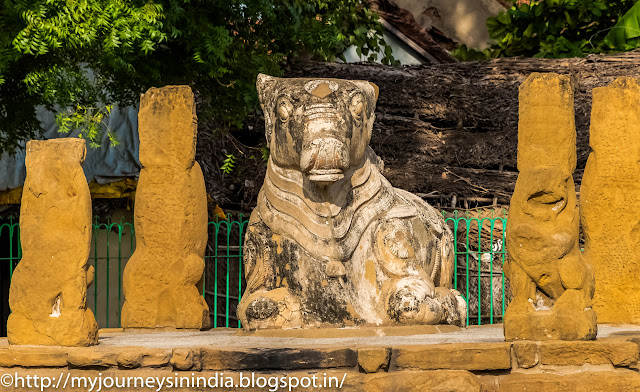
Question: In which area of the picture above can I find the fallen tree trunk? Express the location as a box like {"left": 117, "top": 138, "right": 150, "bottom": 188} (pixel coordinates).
{"left": 280, "top": 52, "right": 640, "bottom": 208}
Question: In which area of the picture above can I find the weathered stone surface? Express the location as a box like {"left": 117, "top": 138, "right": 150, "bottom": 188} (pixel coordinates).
{"left": 358, "top": 347, "right": 391, "bottom": 373}
{"left": 65, "top": 347, "right": 172, "bottom": 369}
{"left": 238, "top": 325, "right": 444, "bottom": 338}
{"left": 67, "top": 349, "right": 117, "bottom": 368}
{"left": 496, "top": 371, "right": 640, "bottom": 392}
{"left": 512, "top": 341, "right": 539, "bottom": 369}
{"left": 137, "top": 348, "right": 172, "bottom": 368}
{"left": 7, "top": 367, "right": 640, "bottom": 392}
{"left": 121, "top": 86, "right": 210, "bottom": 329}
{"left": 4, "top": 331, "right": 640, "bottom": 392}
{"left": 539, "top": 340, "right": 638, "bottom": 367}
{"left": 345, "top": 370, "right": 482, "bottom": 392}
{"left": 581, "top": 77, "right": 640, "bottom": 324}
{"left": 0, "top": 347, "right": 68, "bottom": 367}
{"left": 2, "top": 369, "right": 482, "bottom": 392}
{"left": 201, "top": 347, "right": 357, "bottom": 370}
{"left": 171, "top": 348, "right": 197, "bottom": 370}
{"left": 504, "top": 73, "right": 596, "bottom": 341}
{"left": 237, "top": 74, "right": 466, "bottom": 330}
{"left": 7, "top": 139, "right": 98, "bottom": 346}
{"left": 394, "top": 343, "right": 512, "bottom": 370}
{"left": 115, "top": 350, "right": 144, "bottom": 369}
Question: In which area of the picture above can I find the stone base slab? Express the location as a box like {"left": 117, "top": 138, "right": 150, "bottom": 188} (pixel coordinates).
{"left": 1, "top": 324, "right": 640, "bottom": 391}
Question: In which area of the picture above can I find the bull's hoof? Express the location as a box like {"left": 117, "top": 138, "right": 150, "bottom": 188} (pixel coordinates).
{"left": 388, "top": 291, "right": 444, "bottom": 324}
{"left": 246, "top": 297, "right": 278, "bottom": 320}
{"left": 237, "top": 288, "right": 304, "bottom": 330}
{"left": 386, "top": 277, "right": 443, "bottom": 324}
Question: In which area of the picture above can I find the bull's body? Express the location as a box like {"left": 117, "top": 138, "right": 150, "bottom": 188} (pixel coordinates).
{"left": 237, "top": 75, "right": 466, "bottom": 330}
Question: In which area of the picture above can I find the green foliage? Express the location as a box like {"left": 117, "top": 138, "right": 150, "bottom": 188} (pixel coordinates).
{"left": 454, "top": 0, "right": 640, "bottom": 59}
{"left": 260, "top": 145, "right": 270, "bottom": 162}
{"left": 221, "top": 153, "right": 237, "bottom": 175}
{"left": 604, "top": 1, "right": 640, "bottom": 49}
{"left": 0, "top": 0, "right": 393, "bottom": 155}
{"left": 55, "top": 105, "right": 118, "bottom": 148}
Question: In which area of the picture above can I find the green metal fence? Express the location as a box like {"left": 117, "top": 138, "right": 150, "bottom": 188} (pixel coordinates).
{"left": 0, "top": 220, "right": 20, "bottom": 282}
{"left": 1, "top": 210, "right": 509, "bottom": 328}
{"left": 444, "top": 209, "right": 509, "bottom": 326}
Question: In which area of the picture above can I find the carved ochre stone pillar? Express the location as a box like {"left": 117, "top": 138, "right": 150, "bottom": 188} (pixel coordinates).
{"left": 504, "top": 73, "right": 596, "bottom": 341}
{"left": 7, "top": 139, "right": 98, "bottom": 346}
{"left": 121, "top": 86, "right": 210, "bottom": 329}
{"left": 581, "top": 77, "right": 640, "bottom": 324}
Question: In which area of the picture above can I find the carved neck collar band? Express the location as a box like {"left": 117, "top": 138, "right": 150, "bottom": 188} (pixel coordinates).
{"left": 256, "top": 152, "right": 395, "bottom": 261}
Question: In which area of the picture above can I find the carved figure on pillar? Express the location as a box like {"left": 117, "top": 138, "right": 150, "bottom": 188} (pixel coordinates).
{"left": 504, "top": 73, "right": 596, "bottom": 341}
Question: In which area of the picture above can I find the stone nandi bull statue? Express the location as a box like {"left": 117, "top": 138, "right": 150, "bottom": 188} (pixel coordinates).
{"left": 237, "top": 75, "right": 466, "bottom": 330}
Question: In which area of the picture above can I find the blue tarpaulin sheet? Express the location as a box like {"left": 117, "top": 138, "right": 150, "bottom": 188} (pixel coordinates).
{"left": 0, "top": 105, "right": 141, "bottom": 191}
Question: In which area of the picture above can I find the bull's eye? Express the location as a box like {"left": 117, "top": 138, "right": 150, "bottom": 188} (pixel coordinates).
{"left": 350, "top": 94, "right": 364, "bottom": 121}
{"left": 277, "top": 97, "right": 293, "bottom": 122}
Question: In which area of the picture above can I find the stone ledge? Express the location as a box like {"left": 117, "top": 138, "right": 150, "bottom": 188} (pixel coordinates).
{"left": 201, "top": 347, "right": 357, "bottom": 370}
{"left": 66, "top": 347, "right": 172, "bottom": 369}
{"left": 0, "top": 369, "right": 483, "bottom": 392}
{"left": 0, "top": 347, "right": 68, "bottom": 368}
{"left": 6, "top": 367, "right": 640, "bottom": 392}
{"left": 394, "top": 343, "right": 512, "bottom": 371}
{"left": 1, "top": 325, "right": 640, "bottom": 373}
{"left": 538, "top": 340, "right": 638, "bottom": 367}
{"left": 511, "top": 339, "right": 640, "bottom": 369}
{"left": 493, "top": 370, "right": 640, "bottom": 392}
{"left": 236, "top": 324, "right": 460, "bottom": 338}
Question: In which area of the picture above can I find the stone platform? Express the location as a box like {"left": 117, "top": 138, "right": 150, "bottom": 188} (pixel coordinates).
{"left": 2, "top": 324, "right": 640, "bottom": 391}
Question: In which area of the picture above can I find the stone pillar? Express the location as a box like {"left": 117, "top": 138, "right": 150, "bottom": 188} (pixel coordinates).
{"left": 504, "top": 73, "right": 596, "bottom": 341}
{"left": 121, "top": 86, "right": 210, "bottom": 329}
{"left": 7, "top": 139, "right": 98, "bottom": 346}
{"left": 581, "top": 77, "right": 640, "bottom": 323}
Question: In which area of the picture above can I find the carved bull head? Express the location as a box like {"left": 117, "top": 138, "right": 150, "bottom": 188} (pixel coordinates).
{"left": 257, "top": 74, "right": 379, "bottom": 186}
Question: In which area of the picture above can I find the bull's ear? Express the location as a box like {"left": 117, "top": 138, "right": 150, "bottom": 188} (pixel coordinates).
{"left": 369, "top": 82, "right": 379, "bottom": 102}
{"left": 256, "top": 74, "right": 277, "bottom": 98}
{"left": 256, "top": 74, "right": 277, "bottom": 143}
{"left": 351, "top": 80, "right": 379, "bottom": 106}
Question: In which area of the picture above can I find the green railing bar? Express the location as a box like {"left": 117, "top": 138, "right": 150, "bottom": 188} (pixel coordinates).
{"left": 93, "top": 221, "right": 99, "bottom": 318}
{"left": 225, "top": 219, "right": 231, "bottom": 328}
{"left": 237, "top": 214, "right": 247, "bottom": 329}
{"left": 16, "top": 225, "right": 21, "bottom": 280}
{"left": 477, "top": 218, "right": 482, "bottom": 326}
{"left": 105, "top": 223, "right": 111, "bottom": 328}
{"left": 214, "top": 222, "right": 219, "bottom": 328}
{"left": 489, "top": 218, "right": 495, "bottom": 325}
{"left": 465, "top": 216, "right": 471, "bottom": 325}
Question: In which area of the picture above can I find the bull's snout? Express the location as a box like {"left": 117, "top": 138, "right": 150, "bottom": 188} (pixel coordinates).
{"left": 300, "top": 138, "right": 349, "bottom": 184}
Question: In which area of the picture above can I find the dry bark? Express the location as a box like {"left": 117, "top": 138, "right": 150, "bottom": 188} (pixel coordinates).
{"left": 278, "top": 51, "right": 640, "bottom": 208}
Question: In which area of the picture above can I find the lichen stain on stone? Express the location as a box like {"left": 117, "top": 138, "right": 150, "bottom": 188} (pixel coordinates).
{"left": 365, "top": 260, "right": 377, "bottom": 285}
{"left": 271, "top": 234, "right": 284, "bottom": 255}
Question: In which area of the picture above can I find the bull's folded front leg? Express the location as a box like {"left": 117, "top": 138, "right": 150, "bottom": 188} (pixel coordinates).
{"left": 374, "top": 218, "right": 466, "bottom": 326}
{"left": 237, "top": 226, "right": 303, "bottom": 330}
{"left": 237, "top": 288, "right": 303, "bottom": 330}
{"left": 384, "top": 277, "right": 466, "bottom": 327}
